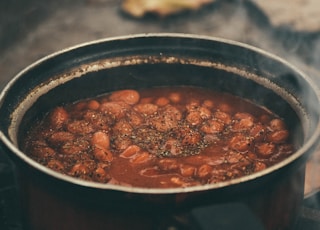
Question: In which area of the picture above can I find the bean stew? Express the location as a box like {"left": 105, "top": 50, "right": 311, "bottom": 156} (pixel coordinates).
{"left": 21, "top": 86, "right": 294, "bottom": 188}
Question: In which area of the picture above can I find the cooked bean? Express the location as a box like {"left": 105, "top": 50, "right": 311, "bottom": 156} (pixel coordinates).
{"left": 113, "top": 136, "right": 132, "bottom": 151}
{"left": 30, "top": 146, "right": 56, "bottom": 158}
{"left": 256, "top": 142, "right": 276, "bottom": 157}
{"left": 126, "top": 111, "right": 143, "bottom": 126}
{"left": 49, "top": 107, "right": 69, "bottom": 129}
{"left": 202, "top": 99, "right": 214, "bottom": 109}
{"left": 268, "top": 130, "right": 289, "bottom": 143}
{"left": 179, "top": 164, "right": 196, "bottom": 177}
{"left": 199, "top": 106, "right": 212, "bottom": 119}
{"left": 69, "top": 163, "right": 89, "bottom": 176}
{"left": 232, "top": 113, "right": 254, "bottom": 131}
{"left": 109, "top": 89, "right": 140, "bottom": 105}
{"left": 93, "top": 167, "right": 110, "bottom": 183}
{"left": 250, "top": 124, "right": 265, "bottom": 141}
{"left": 229, "top": 134, "right": 251, "bottom": 152}
{"left": 130, "top": 151, "right": 152, "bottom": 164}
{"left": 213, "top": 111, "right": 231, "bottom": 125}
{"left": 155, "top": 97, "right": 170, "bottom": 107}
{"left": 134, "top": 103, "right": 158, "bottom": 115}
{"left": 186, "top": 111, "right": 202, "bottom": 126}
{"left": 87, "top": 100, "right": 100, "bottom": 110}
{"left": 158, "top": 158, "right": 179, "bottom": 171}
{"left": 47, "top": 159, "right": 64, "bottom": 171}
{"left": 67, "top": 120, "right": 94, "bottom": 134}
{"left": 48, "top": 131, "right": 75, "bottom": 145}
{"left": 99, "top": 101, "right": 129, "bottom": 119}
{"left": 120, "top": 145, "right": 141, "bottom": 158}
{"left": 113, "top": 120, "right": 133, "bottom": 136}
{"left": 61, "top": 139, "right": 89, "bottom": 155}
{"left": 161, "top": 139, "right": 183, "bottom": 156}
{"left": 168, "top": 92, "right": 181, "bottom": 103}
{"left": 197, "top": 164, "right": 213, "bottom": 179}
{"left": 83, "top": 110, "right": 110, "bottom": 130}
{"left": 269, "top": 118, "right": 286, "bottom": 131}
{"left": 182, "top": 131, "right": 202, "bottom": 146}
{"left": 254, "top": 162, "right": 267, "bottom": 172}
{"left": 92, "top": 131, "right": 110, "bottom": 150}
{"left": 170, "top": 177, "right": 194, "bottom": 187}
{"left": 93, "top": 146, "right": 113, "bottom": 162}
{"left": 201, "top": 120, "right": 224, "bottom": 134}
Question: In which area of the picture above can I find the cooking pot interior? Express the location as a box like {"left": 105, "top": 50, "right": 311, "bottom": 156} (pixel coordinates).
{"left": 18, "top": 62, "right": 303, "bottom": 151}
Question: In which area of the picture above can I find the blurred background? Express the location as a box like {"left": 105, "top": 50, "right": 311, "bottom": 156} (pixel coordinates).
{"left": 1, "top": 0, "right": 320, "bottom": 229}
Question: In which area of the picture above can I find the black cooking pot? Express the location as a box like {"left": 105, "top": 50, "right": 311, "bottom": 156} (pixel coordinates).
{"left": 1, "top": 34, "right": 320, "bottom": 230}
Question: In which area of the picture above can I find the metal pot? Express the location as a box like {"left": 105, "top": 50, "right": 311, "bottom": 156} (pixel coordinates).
{"left": 1, "top": 34, "right": 320, "bottom": 230}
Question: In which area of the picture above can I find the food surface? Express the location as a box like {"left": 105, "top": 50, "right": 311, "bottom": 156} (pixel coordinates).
{"left": 22, "top": 86, "right": 294, "bottom": 188}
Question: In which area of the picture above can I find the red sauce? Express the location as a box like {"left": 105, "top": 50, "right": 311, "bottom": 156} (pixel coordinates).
{"left": 22, "top": 86, "right": 294, "bottom": 188}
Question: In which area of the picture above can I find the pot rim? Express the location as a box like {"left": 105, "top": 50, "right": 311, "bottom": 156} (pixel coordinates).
{"left": 1, "top": 33, "right": 320, "bottom": 194}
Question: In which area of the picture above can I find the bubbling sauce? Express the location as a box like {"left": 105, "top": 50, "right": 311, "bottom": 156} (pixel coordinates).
{"left": 21, "top": 87, "right": 294, "bottom": 188}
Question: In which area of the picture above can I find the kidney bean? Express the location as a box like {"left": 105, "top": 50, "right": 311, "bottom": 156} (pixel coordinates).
{"left": 259, "top": 114, "right": 272, "bottom": 124}
{"left": 109, "top": 89, "right": 140, "bottom": 105}
{"left": 182, "top": 131, "right": 202, "bottom": 146}
{"left": 256, "top": 142, "right": 276, "bottom": 157}
{"left": 139, "top": 167, "right": 160, "bottom": 177}
{"left": 229, "top": 134, "right": 251, "bottom": 152}
{"left": 232, "top": 113, "right": 254, "bottom": 131}
{"left": 99, "top": 101, "right": 129, "bottom": 119}
{"left": 250, "top": 124, "right": 265, "bottom": 141}
{"left": 48, "top": 131, "right": 75, "bottom": 145}
{"left": 197, "top": 164, "right": 213, "bottom": 179}
{"left": 186, "top": 111, "right": 202, "bottom": 126}
{"left": 92, "top": 131, "right": 110, "bottom": 150}
{"left": 113, "top": 120, "right": 133, "bottom": 136}
{"left": 155, "top": 97, "right": 170, "bottom": 107}
{"left": 30, "top": 146, "right": 56, "bottom": 158}
{"left": 47, "top": 159, "right": 65, "bottom": 172}
{"left": 126, "top": 111, "right": 143, "bottom": 126}
{"left": 83, "top": 110, "right": 111, "bottom": 130}
{"left": 130, "top": 151, "right": 152, "bottom": 164}
{"left": 113, "top": 136, "right": 132, "bottom": 151}
{"left": 202, "top": 99, "right": 214, "bottom": 109}
{"left": 93, "top": 146, "right": 113, "bottom": 162}
{"left": 213, "top": 111, "right": 231, "bottom": 125}
{"left": 254, "top": 161, "right": 267, "bottom": 172}
{"left": 87, "top": 100, "right": 100, "bottom": 110}
{"left": 269, "top": 118, "right": 286, "bottom": 131}
{"left": 67, "top": 120, "right": 94, "bottom": 134}
{"left": 201, "top": 120, "right": 225, "bottom": 134}
{"left": 150, "top": 112, "right": 178, "bottom": 132}
{"left": 162, "top": 139, "right": 183, "bottom": 156}
{"left": 267, "top": 130, "right": 289, "bottom": 143}
{"left": 217, "top": 103, "right": 233, "bottom": 113}
{"left": 61, "top": 139, "right": 89, "bottom": 155}
{"left": 93, "top": 167, "right": 110, "bottom": 183}
{"left": 49, "top": 107, "right": 69, "bottom": 129}
{"left": 168, "top": 92, "right": 181, "bottom": 103}
{"left": 179, "top": 164, "right": 196, "bottom": 177}
{"left": 134, "top": 103, "right": 158, "bottom": 115}
{"left": 199, "top": 106, "right": 212, "bottom": 120}
{"left": 69, "top": 163, "right": 89, "bottom": 177}
{"left": 226, "top": 152, "right": 244, "bottom": 164}
{"left": 170, "top": 177, "right": 196, "bottom": 187}
{"left": 120, "top": 145, "right": 141, "bottom": 158}
{"left": 158, "top": 158, "right": 179, "bottom": 171}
